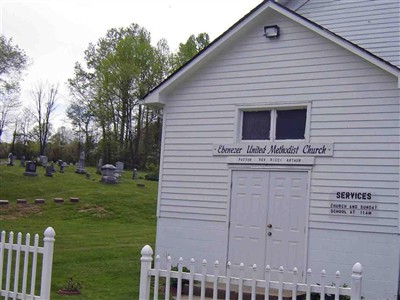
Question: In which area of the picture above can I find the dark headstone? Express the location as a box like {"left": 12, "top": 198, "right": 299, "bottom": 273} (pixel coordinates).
{"left": 35, "top": 199, "right": 45, "bottom": 205}
{"left": 17, "top": 199, "right": 27, "bottom": 205}
{"left": 54, "top": 198, "right": 64, "bottom": 203}
{"left": 23, "top": 161, "right": 38, "bottom": 176}
{"left": 0, "top": 200, "right": 9, "bottom": 206}
{"left": 132, "top": 168, "right": 137, "bottom": 180}
{"left": 57, "top": 160, "right": 64, "bottom": 172}
{"left": 45, "top": 165, "right": 53, "bottom": 177}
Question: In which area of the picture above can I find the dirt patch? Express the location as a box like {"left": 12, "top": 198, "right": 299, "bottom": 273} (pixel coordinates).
{"left": 0, "top": 204, "right": 43, "bottom": 220}
{"left": 78, "top": 204, "right": 112, "bottom": 218}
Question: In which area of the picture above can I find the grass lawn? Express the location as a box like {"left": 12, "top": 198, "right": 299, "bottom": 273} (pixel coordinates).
{"left": 0, "top": 161, "right": 158, "bottom": 299}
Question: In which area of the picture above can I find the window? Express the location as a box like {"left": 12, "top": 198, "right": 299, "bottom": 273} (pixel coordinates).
{"left": 276, "top": 109, "right": 307, "bottom": 140}
{"left": 242, "top": 111, "right": 270, "bottom": 140}
{"left": 241, "top": 107, "right": 307, "bottom": 141}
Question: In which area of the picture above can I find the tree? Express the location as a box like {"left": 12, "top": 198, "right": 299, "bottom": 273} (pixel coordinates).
{"left": 67, "top": 62, "right": 97, "bottom": 160}
{"left": 171, "top": 33, "right": 210, "bottom": 72}
{"left": 47, "top": 126, "right": 75, "bottom": 161}
{"left": 0, "top": 35, "right": 30, "bottom": 141}
{"left": 67, "top": 25, "right": 209, "bottom": 169}
{"left": 12, "top": 108, "right": 34, "bottom": 159}
{"left": 68, "top": 23, "right": 171, "bottom": 166}
{"left": 31, "top": 82, "right": 58, "bottom": 156}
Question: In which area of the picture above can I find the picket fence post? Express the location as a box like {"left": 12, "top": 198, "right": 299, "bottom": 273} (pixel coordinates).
{"left": 40, "top": 227, "right": 55, "bottom": 300}
{"left": 139, "top": 245, "right": 153, "bottom": 300}
{"left": 350, "top": 262, "right": 363, "bottom": 300}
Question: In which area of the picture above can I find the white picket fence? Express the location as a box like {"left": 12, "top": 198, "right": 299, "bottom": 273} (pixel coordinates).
{"left": 0, "top": 227, "right": 55, "bottom": 300}
{"left": 139, "top": 245, "right": 363, "bottom": 300}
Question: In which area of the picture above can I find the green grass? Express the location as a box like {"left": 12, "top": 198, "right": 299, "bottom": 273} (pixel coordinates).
{"left": 0, "top": 162, "right": 158, "bottom": 299}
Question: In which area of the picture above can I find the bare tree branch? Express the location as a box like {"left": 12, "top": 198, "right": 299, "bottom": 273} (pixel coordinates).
{"left": 31, "top": 81, "right": 58, "bottom": 155}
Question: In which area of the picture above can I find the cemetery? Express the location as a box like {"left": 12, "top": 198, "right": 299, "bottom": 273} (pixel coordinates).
{"left": 0, "top": 160, "right": 158, "bottom": 299}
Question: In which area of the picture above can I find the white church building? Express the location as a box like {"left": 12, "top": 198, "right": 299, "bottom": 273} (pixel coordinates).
{"left": 143, "top": 1, "right": 400, "bottom": 298}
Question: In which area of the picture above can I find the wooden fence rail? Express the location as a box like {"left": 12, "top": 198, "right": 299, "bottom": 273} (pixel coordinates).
{"left": 0, "top": 227, "right": 55, "bottom": 300}
{"left": 139, "top": 245, "right": 362, "bottom": 300}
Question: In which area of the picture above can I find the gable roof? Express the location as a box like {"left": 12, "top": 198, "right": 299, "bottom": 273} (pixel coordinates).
{"left": 295, "top": 0, "right": 400, "bottom": 68}
{"left": 143, "top": 0, "right": 400, "bottom": 105}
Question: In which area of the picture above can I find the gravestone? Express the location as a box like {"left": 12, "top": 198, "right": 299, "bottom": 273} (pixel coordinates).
{"left": 96, "top": 158, "right": 103, "bottom": 174}
{"left": 132, "top": 168, "right": 137, "bottom": 180}
{"left": 45, "top": 165, "right": 53, "bottom": 177}
{"left": 17, "top": 199, "right": 27, "bottom": 205}
{"left": 100, "top": 164, "right": 117, "bottom": 184}
{"left": 0, "top": 200, "right": 9, "bottom": 206}
{"left": 20, "top": 156, "right": 26, "bottom": 167}
{"left": 23, "top": 161, "right": 38, "bottom": 176}
{"left": 115, "top": 161, "right": 124, "bottom": 173}
{"left": 58, "top": 160, "right": 64, "bottom": 173}
{"left": 7, "top": 153, "right": 14, "bottom": 166}
{"left": 50, "top": 162, "right": 56, "bottom": 173}
{"left": 40, "top": 156, "right": 48, "bottom": 167}
{"left": 75, "top": 151, "right": 86, "bottom": 174}
{"left": 54, "top": 198, "right": 64, "bottom": 203}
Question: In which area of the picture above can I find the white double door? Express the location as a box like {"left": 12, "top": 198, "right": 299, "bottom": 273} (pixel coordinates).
{"left": 228, "top": 170, "right": 308, "bottom": 281}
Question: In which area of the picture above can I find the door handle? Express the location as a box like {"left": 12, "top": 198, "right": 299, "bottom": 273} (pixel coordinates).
{"left": 267, "top": 224, "right": 272, "bottom": 229}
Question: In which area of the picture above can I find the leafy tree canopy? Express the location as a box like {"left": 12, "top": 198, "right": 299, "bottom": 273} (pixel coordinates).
{"left": 172, "top": 33, "right": 210, "bottom": 71}
{"left": 0, "top": 35, "right": 30, "bottom": 140}
{"left": 0, "top": 35, "right": 29, "bottom": 94}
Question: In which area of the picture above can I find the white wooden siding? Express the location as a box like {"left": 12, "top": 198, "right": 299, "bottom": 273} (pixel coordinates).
{"left": 158, "top": 11, "right": 399, "bottom": 232}
{"left": 297, "top": 0, "right": 400, "bottom": 67}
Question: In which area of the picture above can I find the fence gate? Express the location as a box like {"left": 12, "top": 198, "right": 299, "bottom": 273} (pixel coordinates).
{"left": 0, "top": 227, "right": 55, "bottom": 300}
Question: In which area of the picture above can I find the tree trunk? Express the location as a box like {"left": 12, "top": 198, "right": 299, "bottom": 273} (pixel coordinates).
{"left": 143, "top": 108, "right": 150, "bottom": 169}
{"left": 133, "top": 104, "right": 142, "bottom": 167}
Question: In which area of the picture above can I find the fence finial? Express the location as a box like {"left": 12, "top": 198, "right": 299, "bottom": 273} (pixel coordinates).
{"left": 139, "top": 245, "right": 153, "bottom": 300}
{"left": 40, "top": 227, "right": 56, "bottom": 300}
{"left": 140, "top": 245, "right": 153, "bottom": 259}
{"left": 351, "top": 262, "right": 363, "bottom": 300}
{"left": 352, "top": 262, "right": 362, "bottom": 274}
{"left": 44, "top": 227, "right": 55, "bottom": 239}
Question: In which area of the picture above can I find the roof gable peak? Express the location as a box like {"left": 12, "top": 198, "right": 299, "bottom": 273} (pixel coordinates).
{"left": 143, "top": 0, "right": 399, "bottom": 104}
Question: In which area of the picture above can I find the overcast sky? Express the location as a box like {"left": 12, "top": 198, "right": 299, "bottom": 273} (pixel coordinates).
{"left": 1, "top": 0, "right": 261, "bottom": 140}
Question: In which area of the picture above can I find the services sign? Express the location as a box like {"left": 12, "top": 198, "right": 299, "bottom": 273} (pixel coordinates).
{"left": 330, "top": 190, "right": 378, "bottom": 217}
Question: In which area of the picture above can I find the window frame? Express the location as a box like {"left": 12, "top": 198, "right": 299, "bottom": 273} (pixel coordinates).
{"left": 235, "top": 103, "right": 311, "bottom": 142}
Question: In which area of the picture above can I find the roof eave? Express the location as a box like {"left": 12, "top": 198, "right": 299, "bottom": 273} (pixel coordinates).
{"left": 141, "top": 0, "right": 275, "bottom": 104}
{"left": 142, "top": 0, "right": 400, "bottom": 105}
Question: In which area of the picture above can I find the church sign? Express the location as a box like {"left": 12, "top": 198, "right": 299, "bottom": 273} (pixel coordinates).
{"left": 213, "top": 142, "right": 334, "bottom": 156}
